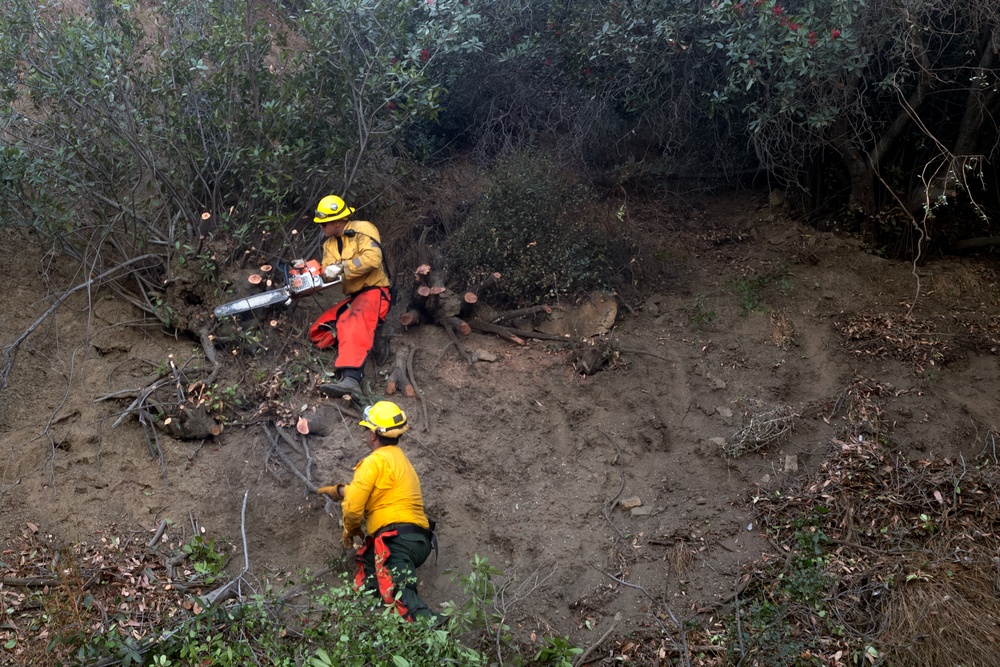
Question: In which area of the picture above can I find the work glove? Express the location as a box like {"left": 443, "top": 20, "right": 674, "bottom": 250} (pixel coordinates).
{"left": 342, "top": 532, "right": 358, "bottom": 550}
{"left": 317, "top": 484, "right": 344, "bottom": 499}
{"left": 323, "top": 263, "right": 343, "bottom": 280}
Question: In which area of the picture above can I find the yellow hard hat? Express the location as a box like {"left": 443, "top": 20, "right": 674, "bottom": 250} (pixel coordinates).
{"left": 313, "top": 194, "right": 354, "bottom": 223}
{"left": 359, "top": 401, "right": 409, "bottom": 438}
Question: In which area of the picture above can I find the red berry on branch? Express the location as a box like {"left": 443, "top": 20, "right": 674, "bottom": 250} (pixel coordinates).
{"left": 420, "top": 49, "right": 430, "bottom": 61}
{"left": 831, "top": 28, "right": 841, "bottom": 39}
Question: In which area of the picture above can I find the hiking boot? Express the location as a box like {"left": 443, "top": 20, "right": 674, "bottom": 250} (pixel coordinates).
{"left": 320, "top": 376, "right": 362, "bottom": 397}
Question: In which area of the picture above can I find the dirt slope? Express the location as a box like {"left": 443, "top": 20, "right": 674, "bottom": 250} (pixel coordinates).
{"left": 2, "top": 190, "right": 999, "bottom": 655}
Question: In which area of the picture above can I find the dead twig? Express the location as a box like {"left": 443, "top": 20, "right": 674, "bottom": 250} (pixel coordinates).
{"left": 598, "top": 429, "right": 626, "bottom": 538}
{"left": 1, "top": 253, "right": 161, "bottom": 388}
{"left": 491, "top": 305, "right": 553, "bottom": 324}
{"left": 574, "top": 612, "right": 621, "bottom": 667}
{"left": 407, "top": 347, "right": 430, "bottom": 433}
{"left": 200, "top": 490, "right": 250, "bottom": 607}
{"left": 588, "top": 564, "right": 691, "bottom": 667}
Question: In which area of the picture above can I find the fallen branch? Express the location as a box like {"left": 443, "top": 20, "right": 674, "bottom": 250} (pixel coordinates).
{"left": 468, "top": 319, "right": 526, "bottom": 345}
{"left": 470, "top": 319, "right": 575, "bottom": 344}
{"left": 407, "top": 347, "right": 430, "bottom": 434}
{"left": 491, "top": 305, "right": 552, "bottom": 324}
{"left": 1, "top": 253, "right": 161, "bottom": 389}
{"left": 441, "top": 317, "right": 473, "bottom": 365}
{"left": 574, "top": 613, "right": 621, "bottom": 667}
{"left": 200, "top": 490, "right": 250, "bottom": 608}
{"left": 589, "top": 565, "right": 691, "bottom": 667}
{"left": 147, "top": 519, "right": 168, "bottom": 548}
{"left": 598, "top": 429, "right": 626, "bottom": 539}
{"left": 264, "top": 425, "right": 319, "bottom": 493}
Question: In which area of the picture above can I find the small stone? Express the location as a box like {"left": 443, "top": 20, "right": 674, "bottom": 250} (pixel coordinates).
{"left": 471, "top": 349, "right": 497, "bottom": 363}
{"left": 695, "top": 497, "right": 707, "bottom": 505}
{"left": 760, "top": 473, "right": 770, "bottom": 485}
{"left": 711, "top": 377, "right": 727, "bottom": 391}
{"left": 709, "top": 437, "right": 726, "bottom": 448}
{"left": 716, "top": 406, "right": 733, "bottom": 419}
{"left": 630, "top": 506, "right": 654, "bottom": 517}
{"left": 619, "top": 496, "right": 642, "bottom": 510}
{"left": 784, "top": 454, "right": 798, "bottom": 473}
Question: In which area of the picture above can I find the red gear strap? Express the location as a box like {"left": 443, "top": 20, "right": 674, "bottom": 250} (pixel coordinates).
{"left": 354, "top": 530, "right": 411, "bottom": 620}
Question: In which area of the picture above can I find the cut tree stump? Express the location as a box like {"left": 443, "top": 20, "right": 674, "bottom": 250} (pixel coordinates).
{"left": 386, "top": 346, "right": 415, "bottom": 397}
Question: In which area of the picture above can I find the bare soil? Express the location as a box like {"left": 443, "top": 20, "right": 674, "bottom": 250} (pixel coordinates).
{"left": 2, "top": 190, "right": 999, "bottom": 657}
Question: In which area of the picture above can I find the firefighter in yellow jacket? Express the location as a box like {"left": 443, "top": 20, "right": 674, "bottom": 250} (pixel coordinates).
{"left": 317, "top": 401, "right": 435, "bottom": 621}
{"left": 308, "top": 194, "right": 391, "bottom": 396}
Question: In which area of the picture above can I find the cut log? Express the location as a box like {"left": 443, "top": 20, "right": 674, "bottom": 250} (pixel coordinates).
{"left": 464, "top": 272, "right": 502, "bottom": 305}
{"left": 399, "top": 309, "right": 423, "bottom": 328}
{"left": 443, "top": 316, "right": 471, "bottom": 335}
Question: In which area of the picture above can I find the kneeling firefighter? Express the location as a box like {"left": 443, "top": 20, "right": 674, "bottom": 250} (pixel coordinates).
{"left": 318, "top": 401, "right": 437, "bottom": 621}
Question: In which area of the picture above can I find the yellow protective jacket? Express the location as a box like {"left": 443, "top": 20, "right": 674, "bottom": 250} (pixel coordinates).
{"left": 321, "top": 220, "right": 390, "bottom": 296}
{"left": 341, "top": 445, "right": 429, "bottom": 540}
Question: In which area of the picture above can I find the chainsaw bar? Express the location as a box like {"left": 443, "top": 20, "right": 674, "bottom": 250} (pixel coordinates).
{"left": 213, "top": 288, "right": 292, "bottom": 318}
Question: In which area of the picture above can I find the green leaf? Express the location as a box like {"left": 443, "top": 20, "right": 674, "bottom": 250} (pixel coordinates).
{"left": 391, "top": 656, "right": 410, "bottom": 667}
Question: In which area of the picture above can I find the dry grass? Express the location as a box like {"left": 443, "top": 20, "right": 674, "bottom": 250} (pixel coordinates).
{"left": 740, "top": 431, "right": 1000, "bottom": 666}
{"left": 668, "top": 541, "right": 693, "bottom": 577}
{"left": 880, "top": 565, "right": 1000, "bottom": 667}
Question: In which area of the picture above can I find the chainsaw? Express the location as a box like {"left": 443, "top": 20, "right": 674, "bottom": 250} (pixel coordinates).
{"left": 213, "top": 259, "right": 342, "bottom": 318}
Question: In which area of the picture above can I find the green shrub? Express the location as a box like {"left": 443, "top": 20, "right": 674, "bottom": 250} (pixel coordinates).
{"left": 451, "top": 151, "right": 623, "bottom": 306}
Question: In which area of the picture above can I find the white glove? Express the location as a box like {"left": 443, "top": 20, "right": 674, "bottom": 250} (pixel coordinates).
{"left": 323, "top": 263, "right": 343, "bottom": 280}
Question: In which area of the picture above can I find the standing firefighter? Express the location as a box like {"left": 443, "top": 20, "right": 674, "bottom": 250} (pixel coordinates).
{"left": 317, "top": 401, "right": 436, "bottom": 621}
{"left": 309, "top": 194, "right": 391, "bottom": 396}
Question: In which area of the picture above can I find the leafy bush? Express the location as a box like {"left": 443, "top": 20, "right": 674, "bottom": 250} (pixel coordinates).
{"left": 451, "top": 151, "right": 624, "bottom": 306}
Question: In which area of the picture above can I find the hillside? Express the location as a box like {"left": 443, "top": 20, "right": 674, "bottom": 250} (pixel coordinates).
{"left": 2, "top": 189, "right": 1000, "bottom": 665}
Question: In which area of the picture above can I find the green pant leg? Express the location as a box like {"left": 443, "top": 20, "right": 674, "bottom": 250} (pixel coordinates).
{"left": 383, "top": 533, "right": 433, "bottom": 620}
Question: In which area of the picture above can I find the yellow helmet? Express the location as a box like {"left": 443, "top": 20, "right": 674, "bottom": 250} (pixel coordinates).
{"left": 359, "top": 401, "right": 409, "bottom": 438}
{"left": 313, "top": 194, "right": 354, "bottom": 223}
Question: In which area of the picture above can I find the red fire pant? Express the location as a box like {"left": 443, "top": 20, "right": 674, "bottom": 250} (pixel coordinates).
{"left": 354, "top": 529, "right": 433, "bottom": 621}
{"left": 308, "top": 287, "right": 390, "bottom": 369}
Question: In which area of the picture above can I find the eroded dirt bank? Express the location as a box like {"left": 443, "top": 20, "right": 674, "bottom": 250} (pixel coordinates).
{"left": 2, "top": 192, "right": 999, "bottom": 658}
